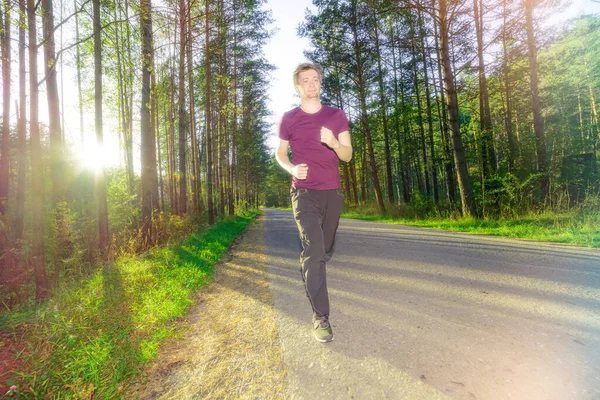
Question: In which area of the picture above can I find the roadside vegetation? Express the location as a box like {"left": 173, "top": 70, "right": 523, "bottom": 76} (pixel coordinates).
{"left": 0, "top": 212, "right": 257, "bottom": 398}
{"left": 341, "top": 202, "right": 600, "bottom": 248}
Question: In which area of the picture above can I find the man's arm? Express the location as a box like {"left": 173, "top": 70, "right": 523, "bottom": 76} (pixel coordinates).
{"left": 276, "top": 139, "right": 308, "bottom": 179}
{"left": 320, "top": 128, "right": 353, "bottom": 162}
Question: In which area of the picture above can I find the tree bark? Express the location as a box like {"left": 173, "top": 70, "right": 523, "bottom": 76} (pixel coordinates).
{"left": 474, "top": 0, "right": 497, "bottom": 179}
{"left": 15, "top": 0, "right": 26, "bottom": 239}
{"left": 28, "top": 0, "right": 50, "bottom": 300}
{"left": 439, "top": 0, "right": 477, "bottom": 216}
{"left": 418, "top": 7, "right": 439, "bottom": 203}
{"left": 411, "top": 40, "right": 430, "bottom": 197}
{"left": 92, "top": 0, "right": 109, "bottom": 255}
{"left": 41, "top": 0, "right": 64, "bottom": 206}
{"left": 432, "top": 5, "right": 456, "bottom": 205}
{"left": 0, "top": 0, "right": 10, "bottom": 215}
{"left": 140, "top": 0, "right": 159, "bottom": 243}
{"left": 177, "top": 0, "right": 187, "bottom": 216}
{"left": 350, "top": 0, "right": 385, "bottom": 213}
{"left": 205, "top": 0, "right": 214, "bottom": 224}
{"left": 502, "top": 0, "right": 517, "bottom": 171}
{"left": 187, "top": 6, "right": 200, "bottom": 215}
{"left": 75, "top": 0, "right": 84, "bottom": 146}
{"left": 372, "top": 13, "right": 394, "bottom": 204}
{"left": 390, "top": 26, "right": 411, "bottom": 204}
{"left": 524, "top": 0, "right": 549, "bottom": 200}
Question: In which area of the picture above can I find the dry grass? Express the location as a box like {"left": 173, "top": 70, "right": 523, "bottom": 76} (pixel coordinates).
{"left": 125, "top": 217, "right": 289, "bottom": 399}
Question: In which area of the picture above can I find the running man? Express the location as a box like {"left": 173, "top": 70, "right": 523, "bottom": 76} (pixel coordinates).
{"left": 276, "top": 62, "right": 353, "bottom": 343}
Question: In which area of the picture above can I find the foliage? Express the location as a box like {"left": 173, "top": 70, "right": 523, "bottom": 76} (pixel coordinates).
{"left": 46, "top": 202, "right": 86, "bottom": 285}
{"left": 0, "top": 213, "right": 258, "bottom": 398}
{"left": 264, "top": 157, "right": 292, "bottom": 208}
{"left": 341, "top": 204, "right": 600, "bottom": 248}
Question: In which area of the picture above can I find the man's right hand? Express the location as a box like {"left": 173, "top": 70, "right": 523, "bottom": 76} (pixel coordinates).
{"left": 291, "top": 163, "right": 308, "bottom": 180}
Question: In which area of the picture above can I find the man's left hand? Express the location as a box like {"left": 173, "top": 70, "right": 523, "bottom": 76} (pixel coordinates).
{"left": 320, "top": 127, "right": 339, "bottom": 149}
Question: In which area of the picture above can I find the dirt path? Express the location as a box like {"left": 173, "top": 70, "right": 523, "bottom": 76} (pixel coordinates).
{"left": 127, "top": 215, "right": 288, "bottom": 399}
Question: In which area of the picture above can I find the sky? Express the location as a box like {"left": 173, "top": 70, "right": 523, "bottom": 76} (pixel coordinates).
{"left": 263, "top": 0, "right": 316, "bottom": 150}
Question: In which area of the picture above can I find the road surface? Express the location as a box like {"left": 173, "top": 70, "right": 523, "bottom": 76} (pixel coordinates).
{"left": 263, "top": 208, "right": 600, "bottom": 400}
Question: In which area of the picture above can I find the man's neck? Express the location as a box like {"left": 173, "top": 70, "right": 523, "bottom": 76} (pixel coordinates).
{"left": 300, "top": 98, "right": 322, "bottom": 114}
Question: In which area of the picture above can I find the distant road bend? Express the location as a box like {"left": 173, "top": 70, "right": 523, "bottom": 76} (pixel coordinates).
{"left": 263, "top": 208, "right": 600, "bottom": 400}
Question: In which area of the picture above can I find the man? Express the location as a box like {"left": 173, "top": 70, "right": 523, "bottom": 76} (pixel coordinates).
{"left": 276, "top": 63, "right": 353, "bottom": 343}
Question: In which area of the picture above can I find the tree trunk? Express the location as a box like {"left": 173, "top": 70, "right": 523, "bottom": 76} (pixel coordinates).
{"left": 28, "top": 0, "right": 50, "bottom": 300}
{"left": 92, "top": 0, "right": 109, "bottom": 255}
{"left": 75, "top": 0, "right": 84, "bottom": 146}
{"left": 157, "top": 100, "right": 165, "bottom": 213}
{"left": 432, "top": 5, "right": 456, "bottom": 205}
{"left": 15, "top": 0, "right": 26, "bottom": 239}
{"left": 474, "top": 0, "right": 496, "bottom": 179}
{"left": 0, "top": 0, "right": 10, "bottom": 215}
{"left": 584, "top": 59, "right": 600, "bottom": 143}
{"left": 439, "top": 0, "right": 477, "bottom": 217}
{"left": 177, "top": 0, "right": 187, "bottom": 216}
{"left": 169, "top": 73, "right": 178, "bottom": 214}
{"left": 187, "top": 6, "right": 200, "bottom": 215}
{"left": 206, "top": 0, "right": 214, "bottom": 224}
{"left": 418, "top": 8, "right": 439, "bottom": 203}
{"left": 372, "top": 13, "right": 394, "bottom": 204}
{"left": 124, "top": 0, "right": 134, "bottom": 196}
{"left": 350, "top": 0, "right": 385, "bottom": 213}
{"left": 41, "top": 0, "right": 64, "bottom": 206}
{"left": 390, "top": 25, "right": 411, "bottom": 204}
{"left": 524, "top": 0, "right": 549, "bottom": 200}
{"left": 503, "top": 0, "right": 517, "bottom": 171}
{"left": 411, "top": 40, "right": 431, "bottom": 198}
{"left": 140, "top": 0, "right": 159, "bottom": 243}
{"left": 230, "top": 0, "right": 238, "bottom": 216}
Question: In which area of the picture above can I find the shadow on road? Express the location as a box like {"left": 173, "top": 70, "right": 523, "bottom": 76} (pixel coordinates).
{"left": 257, "top": 208, "right": 600, "bottom": 400}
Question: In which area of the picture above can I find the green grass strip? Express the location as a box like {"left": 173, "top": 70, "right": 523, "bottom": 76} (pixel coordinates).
{"left": 1, "top": 212, "right": 258, "bottom": 399}
{"left": 340, "top": 209, "right": 600, "bottom": 248}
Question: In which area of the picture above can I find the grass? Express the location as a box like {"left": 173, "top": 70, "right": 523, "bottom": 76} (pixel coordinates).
{"left": 0, "top": 212, "right": 258, "bottom": 399}
{"left": 127, "top": 214, "right": 288, "bottom": 399}
{"left": 340, "top": 206, "right": 600, "bottom": 248}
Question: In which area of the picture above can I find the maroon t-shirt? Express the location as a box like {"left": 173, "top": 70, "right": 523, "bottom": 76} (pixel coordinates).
{"left": 278, "top": 105, "right": 349, "bottom": 190}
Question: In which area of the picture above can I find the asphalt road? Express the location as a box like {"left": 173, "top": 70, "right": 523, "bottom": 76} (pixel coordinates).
{"left": 263, "top": 208, "right": 600, "bottom": 400}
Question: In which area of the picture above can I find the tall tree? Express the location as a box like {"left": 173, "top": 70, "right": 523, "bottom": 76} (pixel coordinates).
{"left": 28, "top": 0, "right": 49, "bottom": 300}
{"left": 93, "top": 0, "right": 109, "bottom": 255}
{"left": 177, "top": 0, "right": 187, "bottom": 215}
{"left": 438, "top": 0, "right": 477, "bottom": 216}
{"left": 75, "top": 0, "right": 84, "bottom": 145}
{"left": 187, "top": 4, "right": 201, "bottom": 215}
{"left": 502, "top": 0, "right": 517, "bottom": 170}
{"left": 473, "top": 0, "right": 497, "bottom": 178}
{"left": 205, "top": 0, "right": 215, "bottom": 225}
{"left": 418, "top": 7, "right": 439, "bottom": 203}
{"left": 0, "top": 0, "right": 10, "bottom": 215}
{"left": 140, "top": 0, "right": 159, "bottom": 242}
{"left": 41, "top": 0, "right": 64, "bottom": 205}
{"left": 349, "top": 0, "right": 385, "bottom": 212}
{"left": 524, "top": 0, "right": 549, "bottom": 200}
{"left": 15, "top": 0, "right": 27, "bottom": 239}
{"left": 371, "top": 6, "right": 394, "bottom": 203}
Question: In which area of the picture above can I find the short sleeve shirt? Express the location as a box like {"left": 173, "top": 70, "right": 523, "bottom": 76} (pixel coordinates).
{"left": 278, "top": 105, "right": 349, "bottom": 190}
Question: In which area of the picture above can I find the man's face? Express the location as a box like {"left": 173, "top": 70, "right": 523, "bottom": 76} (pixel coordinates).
{"left": 295, "top": 69, "right": 321, "bottom": 100}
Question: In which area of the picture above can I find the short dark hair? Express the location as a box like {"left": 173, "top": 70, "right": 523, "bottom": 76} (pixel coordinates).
{"left": 293, "top": 62, "right": 323, "bottom": 85}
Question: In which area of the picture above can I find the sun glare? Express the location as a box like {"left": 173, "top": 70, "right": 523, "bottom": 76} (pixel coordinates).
{"left": 78, "top": 142, "right": 105, "bottom": 173}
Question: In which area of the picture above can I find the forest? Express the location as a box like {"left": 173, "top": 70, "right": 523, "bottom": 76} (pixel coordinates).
{"left": 0, "top": 0, "right": 599, "bottom": 308}
{"left": 0, "top": 0, "right": 274, "bottom": 307}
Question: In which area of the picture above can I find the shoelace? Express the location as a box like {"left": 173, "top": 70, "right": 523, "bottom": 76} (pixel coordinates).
{"left": 319, "top": 320, "right": 330, "bottom": 329}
